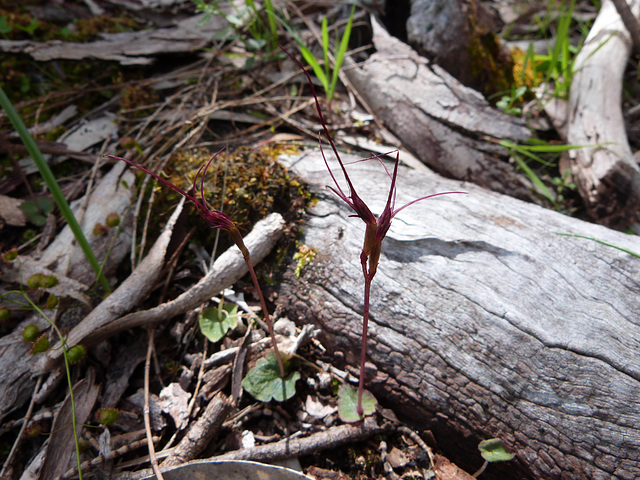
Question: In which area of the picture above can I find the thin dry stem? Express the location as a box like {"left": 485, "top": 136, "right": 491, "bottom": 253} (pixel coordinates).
{"left": 144, "top": 329, "right": 164, "bottom": 480}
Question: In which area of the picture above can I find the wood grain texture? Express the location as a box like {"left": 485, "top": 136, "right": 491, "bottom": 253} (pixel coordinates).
{"left": 278, "top": 150, "right": 640, "bottom": 479}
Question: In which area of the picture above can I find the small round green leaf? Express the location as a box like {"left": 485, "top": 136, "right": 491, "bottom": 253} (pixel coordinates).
{"left": 27, "top": 273, "right": 44, "bottom": 290}
{"left": 106, "top": 212, "right": 120, "bottom": 228}
{"left": 337, "top": 384, "right": 376, "bottom": 423}
{"left": 66, "top": 344, "right": 85, "bottom": 364}
{"left": 3, "top": 248, "right": 18, "bottom": 261}
{"left": 478, "top": 438, "right": 515, "bottom": 463}
{"left": 40, "top": 275, "right": 58, "bottom": 288}
{"left": 22, "top": 324, "right": 40, "bottom": 342}
{"left": 97, "top": 408, "right": 120, "bottom": 426}
{"left": 242, "top": 353, "right": 300, "bottom": 402}
{"left": 199, "top": 303, "right": 240, "bottom": 343}
{"left": 20, "top": 197, "right": 54, "bottom": 226}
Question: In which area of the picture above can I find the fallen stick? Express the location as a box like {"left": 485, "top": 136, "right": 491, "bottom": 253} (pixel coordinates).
{"left": 161, "top": 393, "right": 234, "bottom": 468}
{"left": 212, "top": 417, "right": 390, "bottom": 462}
{"left": 567, "top": 0, "right": 640, "bottom": 226}
{"left": 79, "top": 212, "right": 285, "bottom": 345}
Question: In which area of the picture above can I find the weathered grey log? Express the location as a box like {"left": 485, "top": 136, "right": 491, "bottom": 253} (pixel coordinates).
{"left": 567, "top": 0, "right": 640, "bottom": 227}
{"left": 345, "top": 16, "right": 533, "bottom": 200}
{"left": 278, "top": 150, "right": 640, "bottom": 480}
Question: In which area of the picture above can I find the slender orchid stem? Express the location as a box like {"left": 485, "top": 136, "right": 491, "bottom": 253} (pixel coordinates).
{"left": 358, "top": 269, "right": 373, "bottom": 417}
{"left": 232, "top": 230, "right": 285, "bottom": 378}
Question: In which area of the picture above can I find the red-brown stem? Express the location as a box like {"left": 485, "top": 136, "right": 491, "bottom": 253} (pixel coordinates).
{"left": 358, "top": 252, "right": 374, "bottom": 417}
{"left": 231, "top": 229, "right": 285, "bottom": 378}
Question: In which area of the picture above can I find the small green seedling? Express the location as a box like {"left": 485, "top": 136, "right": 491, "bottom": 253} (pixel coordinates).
{"left": 66, "top": 345, "right": 86, "bottom": 364}
{"left": 3, "top": 248, "right": 18, "bottom": 261}
{"left": 473, "top": 438, "right": 515, "bottom": 477}
{"left": 22, "top": 324, "right": 41, "bottom": 342}
{"left": 20, "top": 197, "right": 54, "bottom": 227}
{"left": 495, "top": 85, "right": 528, "bottom": 116}
{"left": 97, "top": 408, "right": 120, "bottom": 426}
{"left": 296, "top": 3, "right": 356, "bottom": 102}
{"left": 30, "top": 334, "right": 51, "bottom": 354}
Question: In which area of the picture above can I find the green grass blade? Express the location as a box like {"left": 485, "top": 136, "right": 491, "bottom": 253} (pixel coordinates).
{"left": 511, "top": 153, "right": 558, "bottom": 207}
{"left": 0, "top": 85, "right": 111, "bottom": 293}
{"left": 263, "top": 0, "right": 279, "bottom": 50}
{"left": 556, "top": 233, "right": 640, "bottom": 258}
{"left": 329, "top": 2, "right": 356, "bottom": 100}
{"left": 299, "top": 44, "right": 329, "bottom": 91}
{"left": 321, "top": 17, "right": 330, "bottom": 83}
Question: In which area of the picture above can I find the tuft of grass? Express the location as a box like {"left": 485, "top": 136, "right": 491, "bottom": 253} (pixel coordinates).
{"left": 499, "top": 139, "right": 588, "bottom": 210}
{"left": 293, "top": 3, "right": 356, "bottom": 102}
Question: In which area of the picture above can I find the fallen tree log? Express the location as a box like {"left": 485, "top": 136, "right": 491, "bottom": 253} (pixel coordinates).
{"left": 344, "top": 16, "right": 533, "bottom": 200}
{"left": 277, "top": 150, "right": 640, "bottom": 480}
{"left": 567, "top": 0, "right": 640, "bottom": 227}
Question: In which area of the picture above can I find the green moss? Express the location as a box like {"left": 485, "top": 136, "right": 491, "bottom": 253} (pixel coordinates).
{"left": 167, "top": 143, "right": 303, "bottom": 234}
{"left": 120, "top": 84, "right": 159, "bottom": 118}
{"left": 465, "top": 9, "right": 514, "bottom": 98}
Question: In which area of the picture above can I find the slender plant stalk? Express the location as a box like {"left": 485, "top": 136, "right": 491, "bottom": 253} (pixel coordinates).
{"left": 358, "top": 272, "right": 372, "bottom": 417}
{"left": 25, "top": 297, "right": 84, "bottom": 480}
{"left": 0, "top": 86, "right": 111, "bottom": 293}
{"left": 231, "top": 230, "right": 285, "bottom": 378}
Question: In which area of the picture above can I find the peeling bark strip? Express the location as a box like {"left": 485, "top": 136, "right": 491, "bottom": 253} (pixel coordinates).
{"left": 567, "top": 0, "right": 640, "bottom": 227}
{"left": 278, "top": 151, "right": 640, "bottom": 480}
{"left": 344, "top": 16, "right": 532, "bottom": 199}
{"left": 0, "top": 14, "right": 230, "bottom": 65}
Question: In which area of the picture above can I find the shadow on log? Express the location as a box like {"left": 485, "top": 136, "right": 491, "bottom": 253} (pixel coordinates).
{"left": 277, "top": 150, "right": 640, "bottom": 480}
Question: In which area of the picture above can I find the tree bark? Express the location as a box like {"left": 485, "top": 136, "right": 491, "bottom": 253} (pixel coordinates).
{"left": 277, "top": 150, "right": 640, "bottom": 480}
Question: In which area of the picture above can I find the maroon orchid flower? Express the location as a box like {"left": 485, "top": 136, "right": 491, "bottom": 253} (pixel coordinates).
{"left": 107, "top": 149, "right": 236, "bottom": 232}
{"left": 281, "top": 45, "right": 466, "bottom": 417}
{"left": 105, "top": 150, "right": 285, "bottom": 378}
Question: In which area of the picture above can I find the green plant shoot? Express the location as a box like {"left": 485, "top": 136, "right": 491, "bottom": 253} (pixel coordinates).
{"left": 298, "top": 3, "right": 356, "bottom": 102}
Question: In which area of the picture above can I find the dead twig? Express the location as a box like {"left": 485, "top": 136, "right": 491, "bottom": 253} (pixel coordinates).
{"left": 59, "top": 433, "right": 159, "bottom": 479}
{"left": 144, "top": 329, "right": 164, "bottom": 480}
{"left": 160, "top": 392, "right": 234, "bottom": 468}
{"left": 0, "top": 376, "right": 43, "bottom": 478}
{"left": 213, "top": 418, "right": 391, "bottom": 462}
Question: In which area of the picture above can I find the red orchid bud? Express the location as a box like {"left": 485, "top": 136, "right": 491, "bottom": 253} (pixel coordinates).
{"left": 105, "top": 149, "right": 237, "bottom": 232}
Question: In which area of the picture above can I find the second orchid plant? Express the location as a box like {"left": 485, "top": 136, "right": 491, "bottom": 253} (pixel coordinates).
{"left": 106, "top": 150, "right": 286, "bottom": 380}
